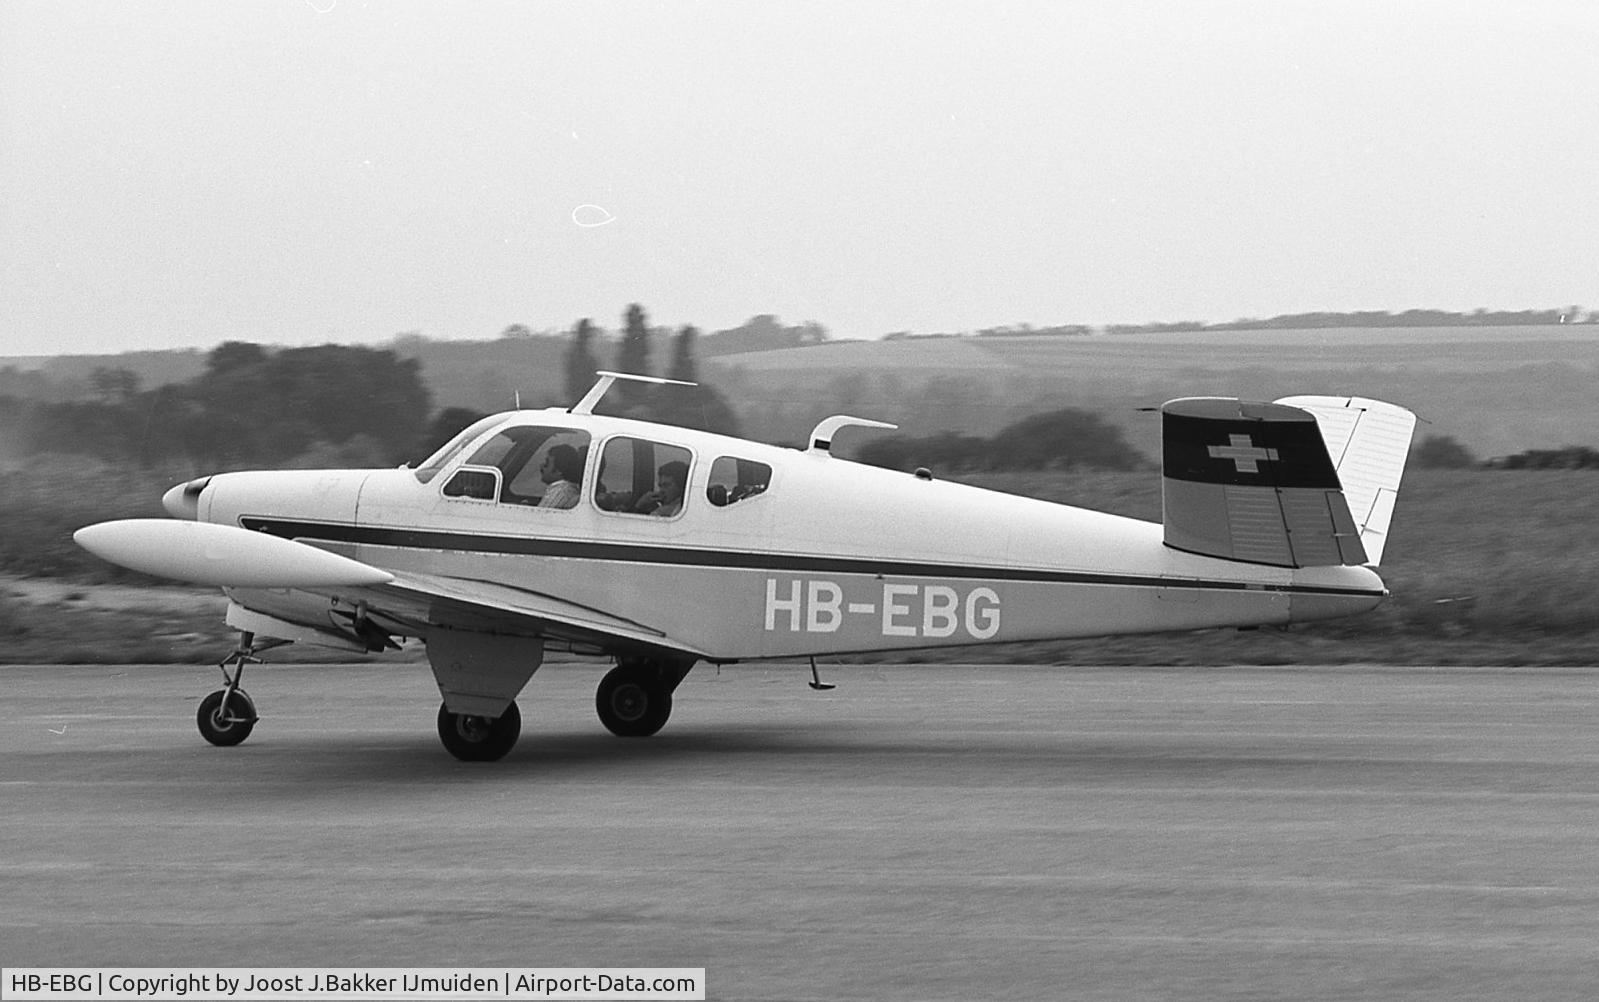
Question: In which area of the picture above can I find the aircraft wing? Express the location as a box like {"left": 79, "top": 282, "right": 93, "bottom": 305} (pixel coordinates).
{"left": 360, "top": 571, "right": 711, "bottom": 659}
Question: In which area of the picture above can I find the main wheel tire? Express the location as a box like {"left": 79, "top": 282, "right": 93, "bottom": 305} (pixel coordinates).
{"left": 437, "top": 701, "right": 521, "bottom": 762}
{"left": 197, "top": 688, "right": 257, "bottom": 747}
{"left": 596, "top": 665, "right": 672, "bottom": 737}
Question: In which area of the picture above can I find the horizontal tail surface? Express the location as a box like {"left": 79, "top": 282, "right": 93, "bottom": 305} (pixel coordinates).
{"left": 1273, "top": 395, "right": 1416, "bottom": 565}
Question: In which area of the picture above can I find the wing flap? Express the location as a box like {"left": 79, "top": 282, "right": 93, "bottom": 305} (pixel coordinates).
{"left": 367, "top": 571, "right": 710, "bottom": 658}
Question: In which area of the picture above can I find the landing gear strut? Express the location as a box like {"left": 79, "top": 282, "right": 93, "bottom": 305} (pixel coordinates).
{"left": 596, "top": 658, "right": 694, "bottom": 737}
{"left": 197, "top": 631, "right": 288, "bottom": 747}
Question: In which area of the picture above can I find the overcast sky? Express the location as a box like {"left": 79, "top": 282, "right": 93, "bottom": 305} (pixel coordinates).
{"left": 3, "top": 1, "right": 1596, "bottom": 356}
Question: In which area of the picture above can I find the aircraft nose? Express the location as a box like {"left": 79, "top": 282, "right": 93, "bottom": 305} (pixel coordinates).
{"left": 162, "top": 476, "right": 212, "bottom": 520}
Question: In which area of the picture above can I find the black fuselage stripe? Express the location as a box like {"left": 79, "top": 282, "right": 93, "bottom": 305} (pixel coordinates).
{"left": 239, "top": 518, "right": 1383, "bottom": 598}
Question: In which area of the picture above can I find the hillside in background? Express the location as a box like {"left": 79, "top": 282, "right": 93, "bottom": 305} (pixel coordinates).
{"left": 706, "top": 325, "right": 1599, "bottom": 459}
{"left": 5, "top": 320, "right": 1596, "bottom": 460}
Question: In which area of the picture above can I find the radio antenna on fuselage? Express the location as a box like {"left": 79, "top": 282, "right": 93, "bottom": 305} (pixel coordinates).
{"left": 570, "top": 370, "right": 696, "bottom": 415}
{"left": 806, "top": 414, "right": 898, "bottom": 454}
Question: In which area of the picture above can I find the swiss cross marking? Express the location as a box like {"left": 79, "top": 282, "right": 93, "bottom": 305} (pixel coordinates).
{"left": 1208, "top": 434, "right": 1279, "bottom": 473}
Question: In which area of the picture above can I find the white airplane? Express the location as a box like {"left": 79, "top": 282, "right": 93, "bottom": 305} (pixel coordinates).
{"left": 74, "top": 373, "right": 1415, "bottom": 761}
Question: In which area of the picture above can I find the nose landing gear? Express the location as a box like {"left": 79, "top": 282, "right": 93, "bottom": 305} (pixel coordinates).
{"left": 197, "top": 687, "right": 256, "bottom": 746}
{"left": 197, "top": 631, "right": 289, "bottom": 747}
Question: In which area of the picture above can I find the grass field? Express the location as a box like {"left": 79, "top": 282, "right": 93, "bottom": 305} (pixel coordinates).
{"left": 943, "top": 468, "right": 1599, "bottom": 666}
{"left": 1, "top": 463, "right": 1594, "bottom": 666}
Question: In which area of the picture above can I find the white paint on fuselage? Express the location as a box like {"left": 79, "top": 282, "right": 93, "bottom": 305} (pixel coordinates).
{"left": 198, "top": 409, "right": 1386, "bottom": 658}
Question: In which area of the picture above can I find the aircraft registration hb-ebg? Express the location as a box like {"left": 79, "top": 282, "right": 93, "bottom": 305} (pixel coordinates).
{"left": 74, "top": 372, "right": 1415, "bottom": 761}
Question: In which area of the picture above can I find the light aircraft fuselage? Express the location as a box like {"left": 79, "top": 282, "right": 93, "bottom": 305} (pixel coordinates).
{"left": 198, "top": 412, "right": 1384, "bottom": 660}
{"left": 75, "top": 375, "right": 1415, "bottom": 761}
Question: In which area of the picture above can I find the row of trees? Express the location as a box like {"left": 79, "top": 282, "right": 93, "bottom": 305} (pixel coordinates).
{"left": 10, "top": 303, "right": 1590, "bottom": 476}
{"left": 1200, "top": 307, "right": 1595, "bottom": 331}
{"left": 9, "top": 343, "right": 432, "bottom": 469}
{"left": 857, "top": 426, "right": 1599, "bottom": 477}
{"left": 1103, "top": 308, "right": 1596, "bottom": 335}
{"left": 563, "top": 305, "right": 741, "bottom": 436}
{"left": 860, "top": 428, "right": 1599, "bottom": 476}
{"left": 1364, "top": 435, "right": 1599, "bottom": 472}
{"left": 0, "top": 304, "right": 743, "bottom": 471}
{"left": 1486, "top": 446, "right": 1599, "bottom": 470}
{"left": 855, "top": 409, "right": 1146, "bottom": 473}
{"left": 861, "top": 308, "right": 1595, "bottom": 340}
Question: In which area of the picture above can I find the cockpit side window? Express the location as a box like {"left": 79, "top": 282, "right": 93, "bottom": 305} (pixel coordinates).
{"left": 706, "top": 456, "right": 772, "bottom": 507}
{"left": 413, "top": 415, "right": 509, "bottom": 484}
{"left": 441, "top": 467, "right": 499, "bottom": 500}
{"left": 594, "top": 437, "right": 693, "bottom": 518}
{"left": 459, "top": 426, "right": 591, "bottom": 509}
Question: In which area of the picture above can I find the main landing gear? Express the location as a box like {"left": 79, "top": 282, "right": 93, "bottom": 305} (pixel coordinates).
{"left": 198, "top": 631, "right": 289, "bottom": 747}
{"left": 596, "top": 657, "right": 694, "bottom": 737}
{"left": 433, "top": 656, "right": 694, "bottom": 761}
{"left": 437, "top": 701, "right": 522, "bottom": 762}
{"left": 190, "top": 636, "right": 695, "bottom": 758}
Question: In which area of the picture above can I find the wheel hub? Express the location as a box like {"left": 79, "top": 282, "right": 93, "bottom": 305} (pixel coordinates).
{"left": 611, "top": 685, "right": 647, "bottom": 722}
{"left": 454, "top": 715, "right": 492, "bottom": 742}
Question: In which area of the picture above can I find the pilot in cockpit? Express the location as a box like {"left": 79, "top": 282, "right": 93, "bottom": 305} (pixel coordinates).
{"left": 537, "top": 444, "right": 583, "bottom": 509}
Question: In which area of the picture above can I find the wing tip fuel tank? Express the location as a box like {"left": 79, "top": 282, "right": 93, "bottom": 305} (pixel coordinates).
{"left": 73, "top": 519, "right": 394, "bottom": 588}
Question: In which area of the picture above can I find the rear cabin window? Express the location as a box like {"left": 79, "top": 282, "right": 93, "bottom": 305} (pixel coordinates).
{"left": 594, "top": 437, "right": 692, "bottom": 518}
{"left": 445, "top": 426, "right": 590, "bottom": 509}
{"left": 706, "top": 456, "right": 772, "bottom": 507}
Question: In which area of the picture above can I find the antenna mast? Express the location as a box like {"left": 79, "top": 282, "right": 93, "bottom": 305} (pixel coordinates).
{"left": 570, "top": 370, "right": 696, "bottom": 415}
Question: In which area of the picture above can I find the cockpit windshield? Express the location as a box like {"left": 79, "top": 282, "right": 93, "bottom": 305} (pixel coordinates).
{"left": 412, "top": 414, "right": 510, "bottom": 484}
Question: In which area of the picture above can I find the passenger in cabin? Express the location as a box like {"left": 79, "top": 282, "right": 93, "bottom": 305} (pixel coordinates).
{"left": 537, "top": 444, "right": 583, "bottom": 509}
{"left": 635, "top": 461, "right": 688, "bottom": 517}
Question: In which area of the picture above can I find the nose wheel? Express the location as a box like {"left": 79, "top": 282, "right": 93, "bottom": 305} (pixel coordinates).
{"left": 196, "top": 631, "right": 287, "bottom": 747}
{"left": 197, "top": 687, "right": 256, "bottom": 746}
